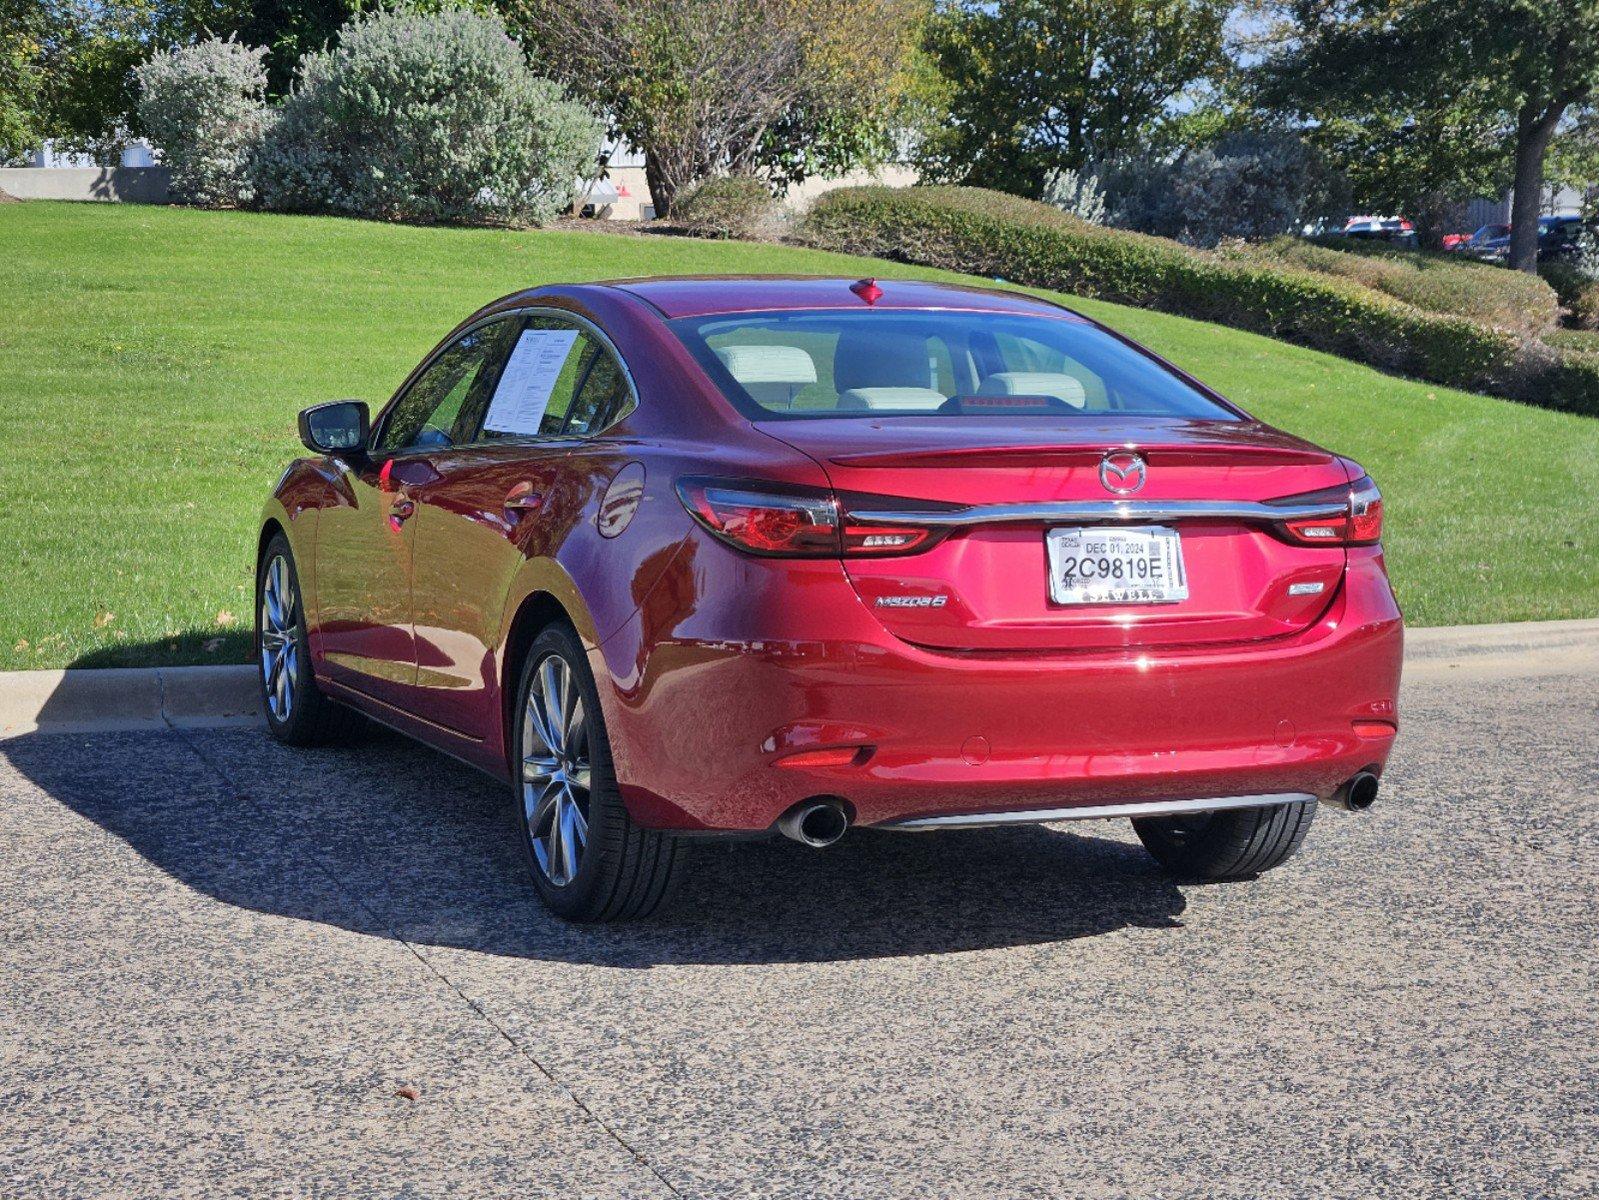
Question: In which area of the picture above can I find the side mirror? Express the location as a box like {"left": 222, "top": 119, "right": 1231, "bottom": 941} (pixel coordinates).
{"left": 298, "top": 400, "right": 370, "bottom": 455}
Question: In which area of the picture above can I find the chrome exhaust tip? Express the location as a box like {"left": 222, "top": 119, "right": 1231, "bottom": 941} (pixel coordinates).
{"left": 1325, "top": 771, "right": 1380, "bottom": 812}
{"left": 777, "top": 800, "right": 850, "bottom": 848}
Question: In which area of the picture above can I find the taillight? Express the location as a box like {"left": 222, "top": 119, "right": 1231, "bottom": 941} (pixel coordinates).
{"left": 676, "top": 478, "right": 940, "bottom": 558}
{"left": 1347, "top": 477, "right": 1383, "bottom": 544}
{"left": 1276, "top": 476, "right": 1383, "bottom": 546}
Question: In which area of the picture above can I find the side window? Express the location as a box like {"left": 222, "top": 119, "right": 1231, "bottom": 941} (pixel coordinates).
{"left": 565, "top": 341, "right": 631, "bottom": 435}
{"left": 377, "top": 319, "right": 520, "bottom": 454}
{"left": 474, "top": 314, "right": 634, "bottom": 441}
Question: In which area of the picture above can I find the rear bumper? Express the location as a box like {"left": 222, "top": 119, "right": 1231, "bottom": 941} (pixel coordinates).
{"left": 595, "top": 546, "right": 1402, "bottom": 833}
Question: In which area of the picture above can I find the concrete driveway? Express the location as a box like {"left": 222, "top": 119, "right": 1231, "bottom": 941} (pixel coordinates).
{"left": 3, "top": 629, "right": 1595, "bottom": 1198}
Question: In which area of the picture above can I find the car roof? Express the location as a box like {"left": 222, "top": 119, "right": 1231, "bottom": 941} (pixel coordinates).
{"left": 595, "top": 275, "right": 1086, "bottom": 321}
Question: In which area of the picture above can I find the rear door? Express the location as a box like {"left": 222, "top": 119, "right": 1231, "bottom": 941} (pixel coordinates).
{"left": 407, "top": 313, "right": 633, "bottom": 736}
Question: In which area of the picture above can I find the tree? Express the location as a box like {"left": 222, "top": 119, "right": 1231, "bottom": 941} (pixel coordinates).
{"left": 914, "top": 0, "right": 1229, "bottom": 199}
{"left": 1258, "top": 0, "right": 1599, "bottom": 272}
{"left": 508, "top": 0, "right": 924, "bottom": 217}
{"left": 1302, "top": 101, "right": 1508, "bottom": 248}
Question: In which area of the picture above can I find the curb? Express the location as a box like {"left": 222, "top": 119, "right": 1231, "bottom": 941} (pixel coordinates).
{"left": 1, "top": 618, "right": 1594, "bottom": 739}
{"left": 0, "top": 665, "right": 259, "bottom": 739}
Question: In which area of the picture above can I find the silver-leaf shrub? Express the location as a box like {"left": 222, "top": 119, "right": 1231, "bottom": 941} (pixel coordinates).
{"left": 251, "top": 9, "right": 601, "bottom": 226}
{"left": 135, "top": 38, "right": 269, "bottom": 207}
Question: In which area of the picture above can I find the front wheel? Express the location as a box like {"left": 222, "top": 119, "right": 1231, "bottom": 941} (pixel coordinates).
{"left": 512, "top": 625, "right": 685, "bottom": 922}
{"left": 257, "top": 533, "right": 364, "bottom": 746}
{"left": 1133, "top": 800, "right": 1315, "bottom": 881}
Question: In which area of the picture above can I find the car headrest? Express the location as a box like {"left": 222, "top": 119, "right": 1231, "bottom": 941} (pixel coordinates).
{"left": 833, "top": 329, "right": 933, "bottom": 393}
{"left": 713, "top": 344, "right": 818, "bottom": 410}
{"left": 976, "top": 371, "right": 1088, "bottom": 409}
{"left": 713, "top": 344, "right": 818, "bottom": 386}
{"left": 837, "top": 387, "right": 947, "bottom": 412}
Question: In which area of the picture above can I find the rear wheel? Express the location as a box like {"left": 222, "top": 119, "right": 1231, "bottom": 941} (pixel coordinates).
{"left": 257, "top": 533, "right": 364, "bottom": 746}
{"left": 1133, "top": 800, "right": 1315, "bottom": 881}
{"left": 512, "top": 624, "right": 685, "bottom": 922}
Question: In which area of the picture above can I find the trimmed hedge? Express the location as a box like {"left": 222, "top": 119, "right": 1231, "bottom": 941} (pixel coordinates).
{"left": 1248, "top": 236, "right": 1558, "bottom": 337}
{"left": 802, "top": 186, "right": 1598, "bottom": 418}
{"left": 1540, "top": 259, "right": 1599, "bottom": 331}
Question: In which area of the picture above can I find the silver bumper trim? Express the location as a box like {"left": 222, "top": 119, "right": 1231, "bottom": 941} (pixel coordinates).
{"left": 878, "top": 792, "right": 1317, "bottom": 831}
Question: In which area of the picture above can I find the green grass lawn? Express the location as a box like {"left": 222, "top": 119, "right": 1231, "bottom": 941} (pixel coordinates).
{"left": 2, "top": 201, "right": 1596, "bottom": 670}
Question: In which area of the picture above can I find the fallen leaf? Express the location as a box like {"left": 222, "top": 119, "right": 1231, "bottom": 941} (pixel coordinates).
{"left": 93, "top": 611, "right": 115, "bottom": 628}
{"left": 13, "top": 639, "right": 28, "bottom": 651}
{"left": 394, "top": 1086, "right": 420, "bottom": 1102}
{"left": 215, "top": 609, "right": 235, "bottom": 627}
{"left": 203, "top": 637, "right": 223, "bottom": 652}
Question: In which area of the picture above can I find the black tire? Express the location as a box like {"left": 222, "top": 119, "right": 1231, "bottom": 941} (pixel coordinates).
{"left": 511, "top": 624, "right": 685, "bottom": 922}
{"left": 1133, "top": 800, "right": 1316, "bottom": 881}
{"left": 256, "top": 533, "right": 365, "bottom": 747}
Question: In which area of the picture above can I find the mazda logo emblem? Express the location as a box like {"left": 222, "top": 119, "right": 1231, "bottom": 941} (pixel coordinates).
{"left": 1099, "top": 451, "right": 1147, "bottom": 495}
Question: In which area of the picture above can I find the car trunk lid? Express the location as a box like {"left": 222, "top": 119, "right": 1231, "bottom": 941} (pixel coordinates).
{"left": 763, "top": 417, "right": 1352, "bottom": 651}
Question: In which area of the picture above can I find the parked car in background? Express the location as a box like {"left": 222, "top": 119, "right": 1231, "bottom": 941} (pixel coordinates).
{"left": 1457, "top": 223, "right": 1511, "bottom": 259}
{"left": 257, "top": 277, "right": 1403, "bottom": 922}
{"left": 1340, "top": 216, "right": 1418, "bottom": 248}
{"left": 1536, "top": 214, "right": 1586, "bottom": 262}
{"left": 1440, "top": 231, "right": 1472, "bottom": 250}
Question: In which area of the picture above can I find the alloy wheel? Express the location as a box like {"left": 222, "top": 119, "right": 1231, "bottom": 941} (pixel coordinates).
{"left": 259, "top": 554, "right": 299, "bottom": 723}
{"left": 521, "top": 654, "right": 591, "bottom": 887}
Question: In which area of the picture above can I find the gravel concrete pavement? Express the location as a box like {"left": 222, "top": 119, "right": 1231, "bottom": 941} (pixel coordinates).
{"left": 2, "top": 642, "right": 1595, "bottom": 1198}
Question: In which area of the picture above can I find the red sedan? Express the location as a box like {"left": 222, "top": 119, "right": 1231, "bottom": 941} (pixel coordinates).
{"left": 258, "top": 277, "right": 1402, "bottom": 921}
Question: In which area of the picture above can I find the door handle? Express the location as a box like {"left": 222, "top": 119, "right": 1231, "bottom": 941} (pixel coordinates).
{"left": 389, "top": 497, "right": 415, "bottom": 531}
{"left": 504, "top": 483, "right": 544, "bottom": 514}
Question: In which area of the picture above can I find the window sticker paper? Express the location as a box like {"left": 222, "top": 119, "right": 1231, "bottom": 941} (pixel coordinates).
{"left": 483, "top": 328, "right": 581, "bottom": 434}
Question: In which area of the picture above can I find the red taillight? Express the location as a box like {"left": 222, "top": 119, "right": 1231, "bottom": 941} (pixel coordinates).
{"left": 677, "top": 478, "right": 940, "bottom": 558}
{"left": 1277, "top": 476, "right": 1383, "bottom": 546}
{"left": 1348, "top": 478, "right": 1383, "bottom": 544}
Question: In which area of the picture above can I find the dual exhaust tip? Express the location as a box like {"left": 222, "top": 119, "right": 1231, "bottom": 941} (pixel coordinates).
{"left": 777, "top": 799, "right": 850, "bottom": 847}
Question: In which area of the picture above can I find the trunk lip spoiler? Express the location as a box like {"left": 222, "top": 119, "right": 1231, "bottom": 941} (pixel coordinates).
{"left": 845, "top": 498, "right": 1350, "bottom": 528}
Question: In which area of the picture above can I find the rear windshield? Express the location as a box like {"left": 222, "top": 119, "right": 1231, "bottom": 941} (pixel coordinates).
{"left": 668, "top": 309, "right": 1240, "bottom": 421}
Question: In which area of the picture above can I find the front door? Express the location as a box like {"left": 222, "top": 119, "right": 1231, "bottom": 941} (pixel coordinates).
{"left": 312, "top": 318, "right": 520, "bottom": 707}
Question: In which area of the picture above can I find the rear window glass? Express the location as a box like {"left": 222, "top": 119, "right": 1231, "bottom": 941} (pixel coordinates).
{"left": 668, "top": 309, "right": 1239, "bottom": 421}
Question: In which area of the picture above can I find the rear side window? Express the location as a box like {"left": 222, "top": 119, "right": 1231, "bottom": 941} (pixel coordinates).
{"left": 473, "top": 315, "right": 634, "bottom": 441}
{"left": 669, "top": 310, "right": 1238, "bottom": 421}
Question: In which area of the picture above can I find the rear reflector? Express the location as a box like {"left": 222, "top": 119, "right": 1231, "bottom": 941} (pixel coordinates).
{"left": 1352, "top": 720, "right": 1397, "bottom": 738}
{"left": 772, "top": 746, "right": 872, "bottom": 768}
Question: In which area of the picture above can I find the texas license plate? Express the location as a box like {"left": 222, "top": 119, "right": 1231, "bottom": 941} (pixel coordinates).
{"left": 1046, "top": 526, "right": 1188, "bottom": 605}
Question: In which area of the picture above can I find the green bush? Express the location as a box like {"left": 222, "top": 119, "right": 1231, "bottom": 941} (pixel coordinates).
{"left": 802, "top": 186, "right": 1597, "bottom": 417}
{"left": 671, "top": 176, "right": 777, "bottom": 239}
{"left": 1544, "top": 327, "right": 1599, "bottom": 352}
{"left": 135, "top": 38, "right": 270, "bottom": 208}
{"left": 1540, "top": 259, "right": 1599, "bottom": 331}
{"left": 1248, "top": 237, "right": 1558, "bottom": 337}
{"left": 251, "top": 9, "right": 601, "bottom": 226}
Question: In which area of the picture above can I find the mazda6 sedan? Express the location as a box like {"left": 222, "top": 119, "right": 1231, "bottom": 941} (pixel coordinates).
{"left": 258, "top": 276, "right": 1402, "bottom": 921}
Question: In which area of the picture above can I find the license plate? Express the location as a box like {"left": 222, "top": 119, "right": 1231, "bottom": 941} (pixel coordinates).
{"left": 1046, "top": 526, "right": 1188, "bottom": 605}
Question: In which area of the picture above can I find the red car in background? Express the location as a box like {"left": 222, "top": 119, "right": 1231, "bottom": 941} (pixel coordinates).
{"left": 258, "top": 277, "right": 1402, "bottom": 922}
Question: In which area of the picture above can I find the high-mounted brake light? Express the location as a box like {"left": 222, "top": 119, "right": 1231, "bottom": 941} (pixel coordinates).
{"left": 676, "top": 478, "right": 941, "bottom": 558}
{"left": 1277, "top": 476, "right": 1383, "bottom": 546}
